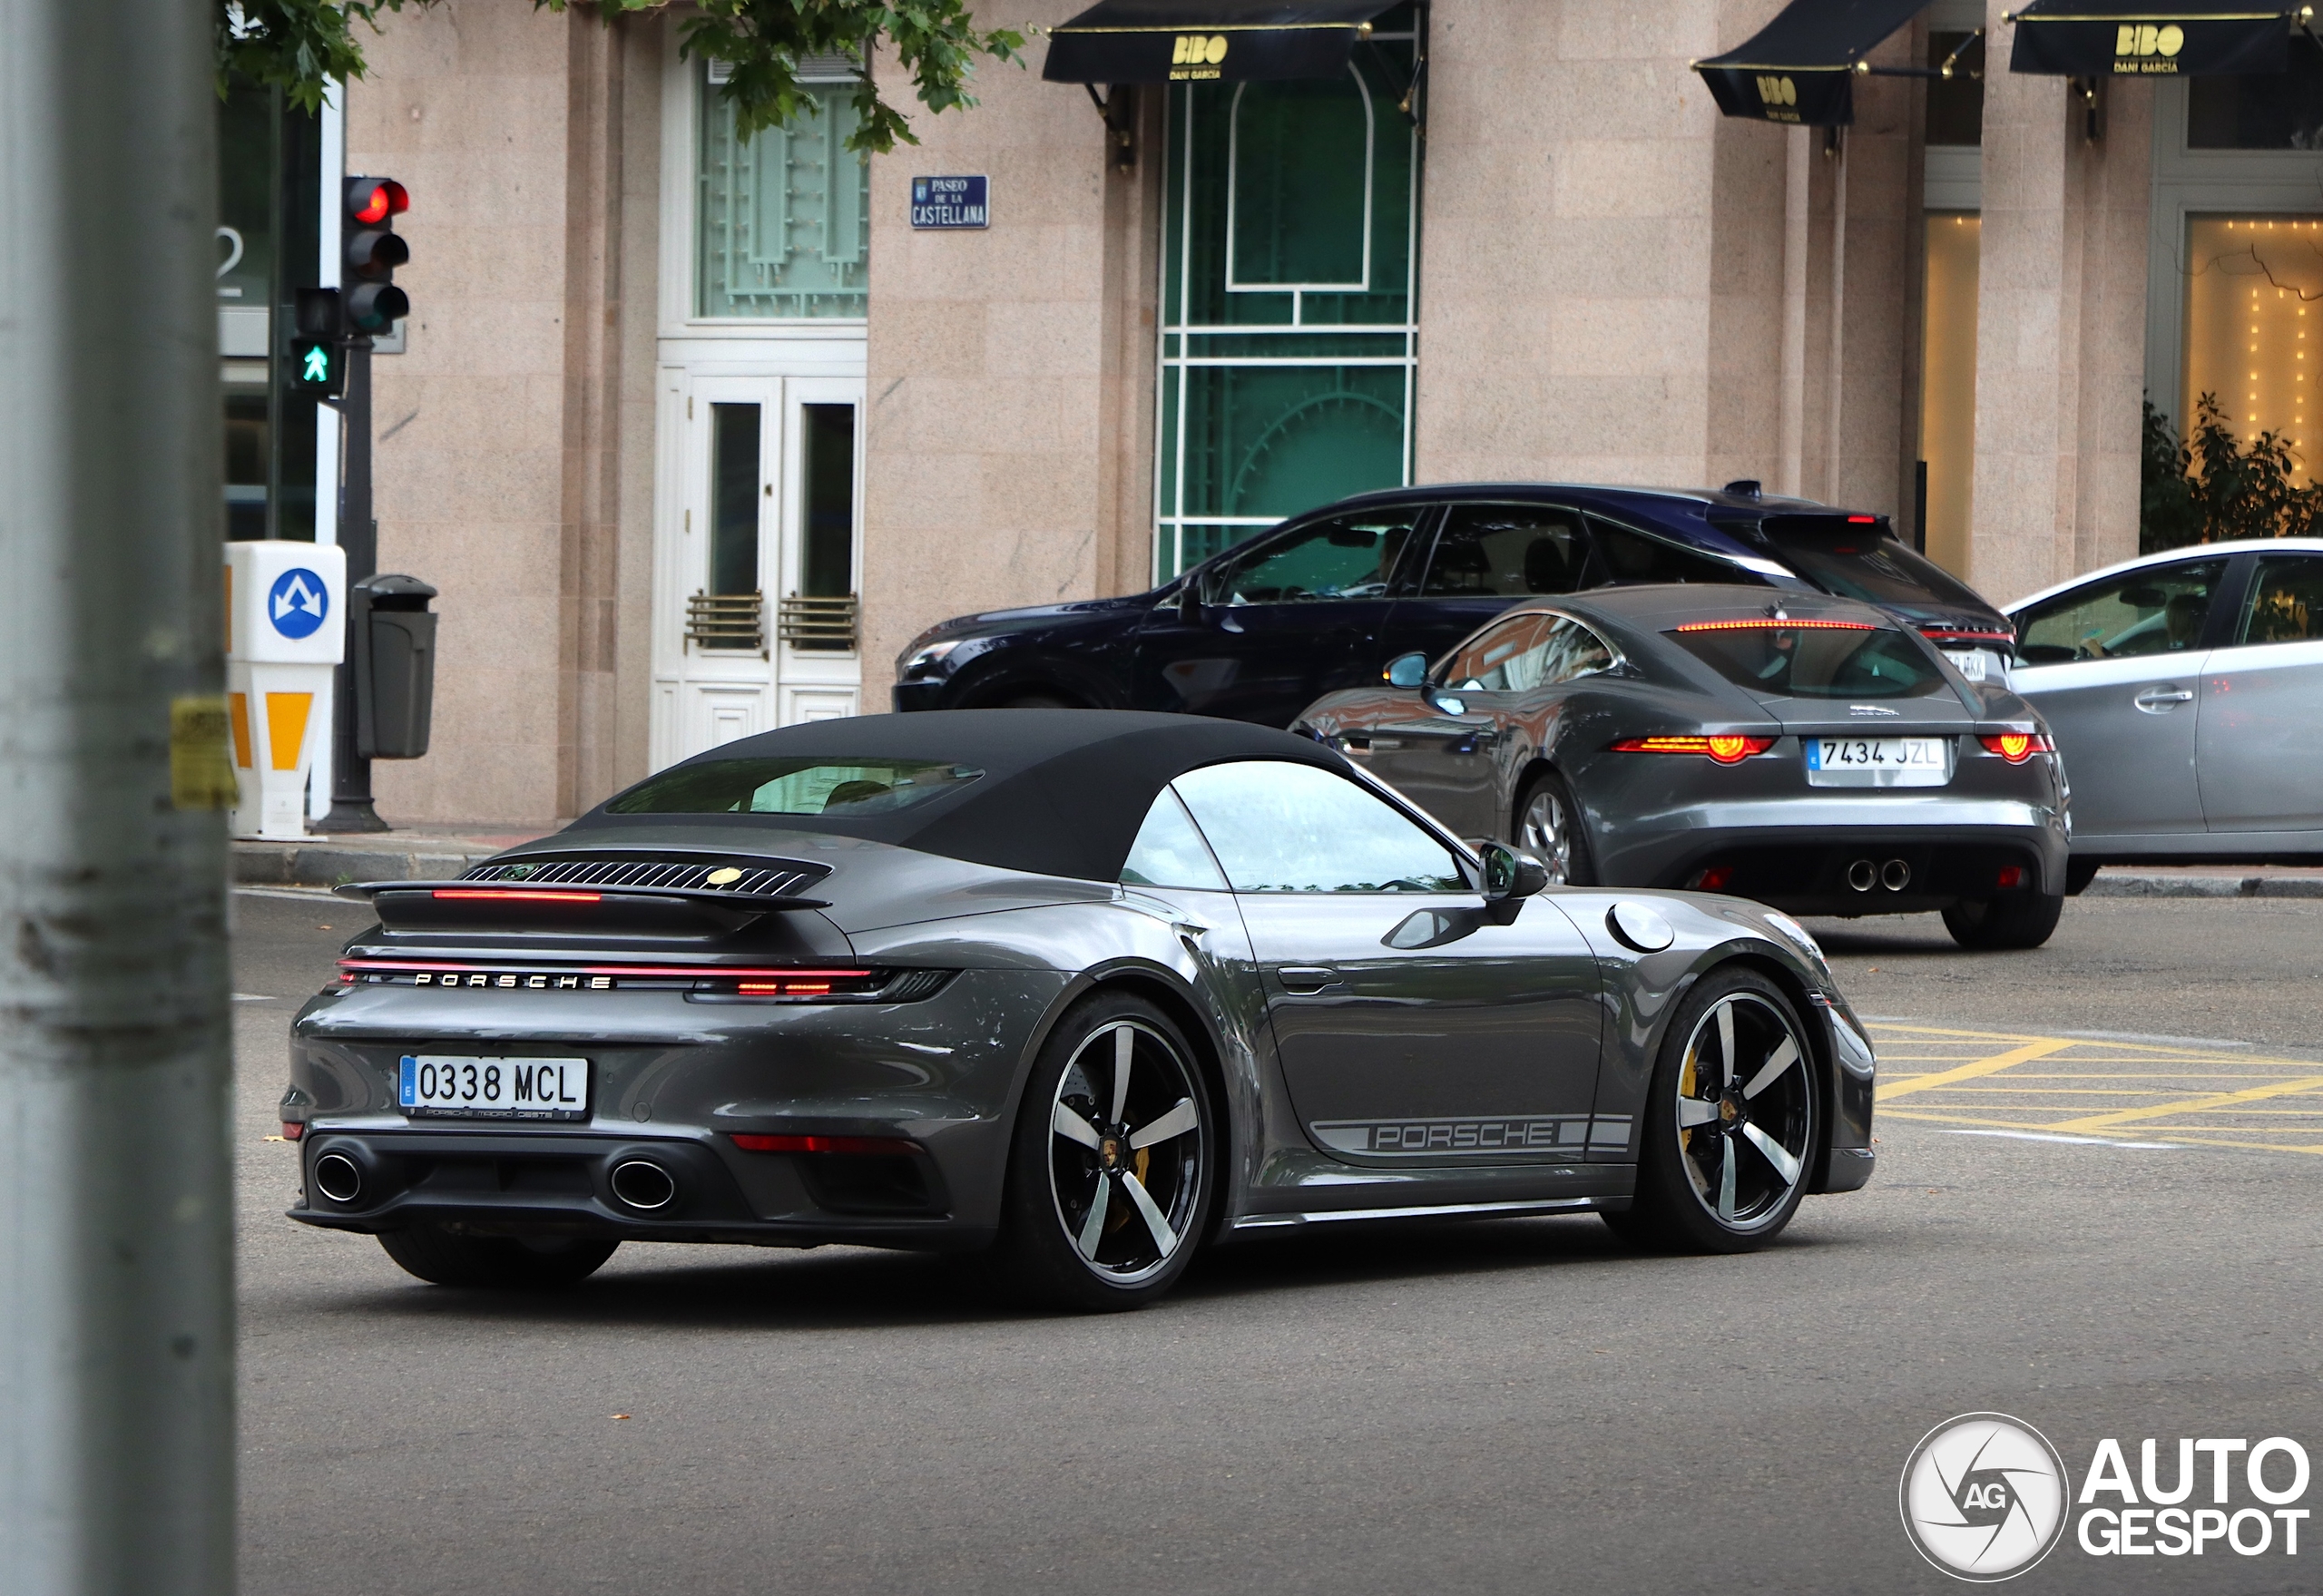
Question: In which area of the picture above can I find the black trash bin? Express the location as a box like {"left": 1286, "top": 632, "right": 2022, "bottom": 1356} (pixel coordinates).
{"left": 353, "top": 573, "right": 437, "bottom": 759}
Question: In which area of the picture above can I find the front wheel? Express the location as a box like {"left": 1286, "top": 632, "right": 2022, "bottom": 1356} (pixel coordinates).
{"left": 999, "top": 993, "right": 1215, "bottom": 1311}
{"left": 1942, "top": 892, "right": 2063, "bottom": 950}
{"left": 377, "top": 1224, "right": 618, "bottom": 1289}
{"left": 1513, "top": 771, "right": 1596, "bottom": 886}
{"left": 1604, "top": 968, "right": 1818, "bottom": 1254}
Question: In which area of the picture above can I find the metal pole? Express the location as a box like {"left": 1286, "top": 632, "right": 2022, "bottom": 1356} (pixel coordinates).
{"left": 319, "top": 336, "right": 386, "bottom": 831}
{"left": 0, "top": 2, "right": 236, "bottom": 1594}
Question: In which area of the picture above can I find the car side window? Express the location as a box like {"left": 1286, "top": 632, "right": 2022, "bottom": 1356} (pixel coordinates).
{"left": 1443, "top": 614, "right": 1613, "bottom": 693}
{"left": 2014, "top": 560, "right": 2228, "bottom": 663}
{"left": 1119, "top": 787, "right": 1230, "bottom": 891}
{"left": 1172, "top": 761, "right": 1467, "bottom": 895}
{"left": 1211, "top": 509, "right": 1422, "bottom": 605}
{"left": 1420, "top": 505, "right": 1588, "bottom": 597}
{"left": 1589, "top": 518, "right": 1754, "bottom": 586}
{"left": 2232, "top": 555, "right": 2323, "bottom": 646}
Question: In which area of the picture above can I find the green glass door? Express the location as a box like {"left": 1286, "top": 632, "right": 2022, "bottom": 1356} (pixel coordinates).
{"left": 1154, "top": 10, "right": 1419, "bottom": 579}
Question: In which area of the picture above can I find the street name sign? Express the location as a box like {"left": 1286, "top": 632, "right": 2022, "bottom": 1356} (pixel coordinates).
{"left": 911, "top": 175, "right": 988, "bottom": 229}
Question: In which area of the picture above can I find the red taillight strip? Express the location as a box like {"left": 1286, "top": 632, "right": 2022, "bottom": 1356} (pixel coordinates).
{"left": 339, "top": 959, "right": 481, "bottom": 970}
{"left": 581, "top": 964, "right": 871, "bottom": 979}
{"left": 1610, "top": 735, "right": 1778, "bottom": 764}
{"left": 731, "top": 1133, "right": 917, "bottom": 1156}
{"left": 1846, "top": 514, "right": 1878, "bottom": 524}
{"left": 431, "top": 888, "right": 603, "bottom": 903}
{"left": 1923, "top": 629, "right": 2014, "bottom": 642}
{"left": 1672, "top": 619, "right": 1875, "bottom": 632}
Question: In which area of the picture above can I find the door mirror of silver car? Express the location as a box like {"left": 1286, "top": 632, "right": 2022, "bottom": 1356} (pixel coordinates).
{"left": 1479, "top": 841, "right": 1550, "bottom": 904}
{"left": 1383, "top": 651, "right": 1428, "bottom": 690}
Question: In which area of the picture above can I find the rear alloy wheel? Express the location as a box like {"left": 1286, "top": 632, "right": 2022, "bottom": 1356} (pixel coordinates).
{"left": 1514, "top": 771, "right": 1595, "bottom": 886}
{"left": 1605, "top": 970, "right": 1817, "bottom": 1254}
{"left": 376, "top": 1224, "right": 618, "bottom": 1289}
{"left": 1001, "top": 994, "right": 1213, "bottom": 1310}
{"left": 1942, "top": 892, "right": 2064, "bottom": 950}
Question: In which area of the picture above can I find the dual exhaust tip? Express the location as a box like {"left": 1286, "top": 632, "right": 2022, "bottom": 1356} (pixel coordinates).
{"left": 309, "top": 1150, "right": 681, "bottom": 1214}
{"left": 1848, "top": 857, "right": 1914, "bottom": 894}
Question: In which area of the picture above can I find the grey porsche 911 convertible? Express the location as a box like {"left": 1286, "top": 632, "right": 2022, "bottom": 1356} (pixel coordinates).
{"left": 285, "top": 710, "right": 1876, "bottom": 1309}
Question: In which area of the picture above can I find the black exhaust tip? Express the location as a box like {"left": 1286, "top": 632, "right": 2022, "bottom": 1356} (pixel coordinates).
{"left": 1846, "top": 858, "right": 1877, "bottom": 893}
{"left": 1881, "top": 858, "right": 1912, "bottom": 892}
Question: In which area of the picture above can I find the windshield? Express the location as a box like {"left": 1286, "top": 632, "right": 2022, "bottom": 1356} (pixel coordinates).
{"left": 1754, "top": 518, "right": 1992, "bottom": 613}
{"left": 1668, "top": 622, "right": 1949, "bottom": 700}
{"left": 606, "top": 759, "right": 984, "bottom": 815}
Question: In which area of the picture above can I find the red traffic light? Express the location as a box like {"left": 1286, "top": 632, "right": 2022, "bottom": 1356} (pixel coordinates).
{"left": 346, "top": 177, "right": 409, "bottom": 227}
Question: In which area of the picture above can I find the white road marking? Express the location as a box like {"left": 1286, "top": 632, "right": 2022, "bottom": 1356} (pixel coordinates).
{"left": 1934, "top": 1128, "right": 2184, "bottom": 1151}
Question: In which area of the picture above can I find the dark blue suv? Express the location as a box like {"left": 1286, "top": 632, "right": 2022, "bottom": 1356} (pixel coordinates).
{"left": 893, "top": 483, "right": 2013, "bottom": 728}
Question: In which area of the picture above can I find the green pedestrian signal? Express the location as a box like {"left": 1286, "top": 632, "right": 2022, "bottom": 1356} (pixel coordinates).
{"left": 289, "top": 289, "right": 347, "bottom": 399}
{"left": 301, "top": 344, "right": 332, "bottom": 384}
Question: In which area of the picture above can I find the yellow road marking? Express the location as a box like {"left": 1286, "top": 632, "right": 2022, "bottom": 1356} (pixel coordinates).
{"left": 2045, "top": 1072, "right": 2323, "bottom": 1132}
{"left": 1877, "top": 1038, "right": 2078, "bottom": 1101}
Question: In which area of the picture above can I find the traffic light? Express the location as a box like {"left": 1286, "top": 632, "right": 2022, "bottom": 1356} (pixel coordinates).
{"left": 291, "top": 287, "right": 346, "bottom": 397}
{"left": 342, "top": 175, "right": 410, "bottom": 334}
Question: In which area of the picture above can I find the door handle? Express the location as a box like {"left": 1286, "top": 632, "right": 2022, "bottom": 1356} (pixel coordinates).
{"left": 1277, "top": 966, "right": 1338, "bottom": 994}
{"left": 1451, "top": 727, "right": 1500, "bottom": 754}
{"left": 2133, "top": 686, "right": 2194, "bottom": 712}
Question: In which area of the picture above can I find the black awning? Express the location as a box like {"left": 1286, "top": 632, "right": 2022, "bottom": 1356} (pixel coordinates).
{"left": 1042, "top": 1, "right": 1399, "bottom": 84}
{"left": 2006, "top": 3, "right": 2302, "bottom": 75}
{"left": 1693, "top": 0, "right": 1935, "bottom": 127}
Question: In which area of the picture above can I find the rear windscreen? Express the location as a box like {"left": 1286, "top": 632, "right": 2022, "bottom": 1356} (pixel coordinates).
{"left": 1668, "top": 624, "right": 1949, "bottom": 700}
{"left": 1753, "top": 518, "right": 1990, "bottom": 612}
{"left": 606, "top": 759, "right": 983, "bottom": 815}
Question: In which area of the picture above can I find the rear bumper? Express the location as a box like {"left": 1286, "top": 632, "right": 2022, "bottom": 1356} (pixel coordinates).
{"left": 1593, "top": 798, "right": 2070, "bottom": 914}
{"left": 289, "top": 1127, "right": 995, "bottom": 1251}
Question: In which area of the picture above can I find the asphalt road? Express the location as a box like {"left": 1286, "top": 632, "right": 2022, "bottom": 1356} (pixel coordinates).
{"left": 231, "top": 890, "right": 2323, "bottom": 1595}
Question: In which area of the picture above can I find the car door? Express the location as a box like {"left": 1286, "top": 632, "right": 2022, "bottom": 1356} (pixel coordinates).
{"left": 1130, "top": 505, "right": 1428, "bottom": 726}
{"left": 2007, "top": 557, "right": 2230, "bottom": 841}
{"left": 1365, "top": 610, "right": 1627, "bottom": 843}
{"left": 1378, "top": 503, "right": 1593, "bottom": 674}
{"left": 1172, "top": 759, "right": 1603, "bottom": 1161}
{"left": 2196, "top": 552, "right": 2323, "bottom": 834}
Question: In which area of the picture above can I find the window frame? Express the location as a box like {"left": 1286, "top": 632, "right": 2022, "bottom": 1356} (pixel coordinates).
{"left": 2012, "top": 554, "right": 2237, "bottom": 665}
{"left": 2228, "top": 550, "right": 2323, "bottom": 649}
{"left": 1437, "top": 606, "right": 1623, "bottom": 695}
{"left": 1196, "top": 502, "right": 1436, "bottom": 606}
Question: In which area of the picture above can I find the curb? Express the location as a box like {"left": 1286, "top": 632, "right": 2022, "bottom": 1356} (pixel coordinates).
{"left": 2083, "top": 874, "right": 2323, "bottom": 900}
{"left": 233, "top": 841, "right": 496, "bottom": 888}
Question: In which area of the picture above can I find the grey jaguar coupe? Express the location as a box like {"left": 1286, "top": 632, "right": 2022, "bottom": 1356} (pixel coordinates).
{"left": 1294, "top": 586, "right": 2071, "bottom": 950}
{"left": 285, "top": 710, "right": 1875, "bottom": 1309}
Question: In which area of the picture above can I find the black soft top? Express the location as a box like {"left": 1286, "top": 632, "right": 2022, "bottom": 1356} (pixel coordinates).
{"left": 568, "top": 710, "right": 1348, "bottom": 883}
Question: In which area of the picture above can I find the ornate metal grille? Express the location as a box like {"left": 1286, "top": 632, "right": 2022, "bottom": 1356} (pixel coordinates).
{"left": 686, "top": 591, "right": 765, "bottom": 654}
{"left": 777, "top": 592, "right": 858, "bottom": 651}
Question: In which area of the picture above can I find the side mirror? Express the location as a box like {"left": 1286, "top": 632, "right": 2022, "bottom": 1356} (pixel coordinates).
{"left": 1176, "top": 579, "right": 1203, "bottom": 623}
{"left": 1479, "top": 841, "right": 1550, "bottom": 903}
{"left": 1383, "top": 651, "right": 1428, "bottom": 690}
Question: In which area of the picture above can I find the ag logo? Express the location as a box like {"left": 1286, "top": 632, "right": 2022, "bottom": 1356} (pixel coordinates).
{"left": 1900, "top": 1414, "right": 2070, "bottom": 1581}
{"left": 1755, "top": 74, "right": 1798, "bottom": 107}
{"left": 1171, "top": 34, "right": 1229, "bottom": 66}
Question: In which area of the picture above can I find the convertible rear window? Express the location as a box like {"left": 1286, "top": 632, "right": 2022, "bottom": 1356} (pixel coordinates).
{"left": 1668, "top": 622, "right": 1948, "bottom": 700}
{"left": 1753, "top": 516, "right": 1989, "bottom": 612}
{"left": 606, "top": 759, "right": 984, "bottom": 815}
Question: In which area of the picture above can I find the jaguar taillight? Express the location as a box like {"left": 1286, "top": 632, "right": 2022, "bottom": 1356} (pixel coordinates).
{"left": 1611, "top": 734, "right": 1778, "bottom": 764}
{"left": 1977, "top": 731, "right": 2054, "bottom": 764}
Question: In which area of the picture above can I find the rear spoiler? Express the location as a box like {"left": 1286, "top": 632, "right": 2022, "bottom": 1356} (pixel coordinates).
{"left": 334, "top": 879, "right": 830, "bottom": 935}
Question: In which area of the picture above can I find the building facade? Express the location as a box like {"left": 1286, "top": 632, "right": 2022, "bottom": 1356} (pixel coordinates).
{"left": 216, "top": 0, "right": 2323, "bottom": 827}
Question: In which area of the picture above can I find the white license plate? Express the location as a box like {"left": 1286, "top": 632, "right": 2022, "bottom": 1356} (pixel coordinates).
{"left": 1941, "top": 648, "right": 1989, "bottom": 682}
{"left": 398, "top": 1054, "right": 590, "bottom": 1120}
{"left": 1806, "top": 737, "right": 1952, "bottom": 788}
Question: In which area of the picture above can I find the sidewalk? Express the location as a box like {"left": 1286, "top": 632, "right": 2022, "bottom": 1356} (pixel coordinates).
{"left": 2083, "top": 863, "right": 2323, "bottom": 899}
{"left": 232, "top": 823, "right": 551, "bottom": 888}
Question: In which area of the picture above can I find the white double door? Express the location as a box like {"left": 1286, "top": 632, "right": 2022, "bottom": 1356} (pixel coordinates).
{"left": 652, "top": 369, "right": 864, "bottom": 769}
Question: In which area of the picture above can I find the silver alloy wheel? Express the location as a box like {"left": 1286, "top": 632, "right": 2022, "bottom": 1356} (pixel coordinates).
{"left": 1519, "top": 788, "right": 1576, "bottom": 886}
{"left": 1046, "top": 1020, "right": 1205, "bottom": 1285}
{"left": 1671, "top": 993, "right": 1813, "bottom": 1232}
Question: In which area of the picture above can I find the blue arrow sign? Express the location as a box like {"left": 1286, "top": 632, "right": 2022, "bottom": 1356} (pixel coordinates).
{"left": 268, "top": 568, "right": 328, "bottom": 639}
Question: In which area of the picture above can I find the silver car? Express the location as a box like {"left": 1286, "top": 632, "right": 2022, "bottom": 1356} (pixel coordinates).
{"left": 2004, "top": 539, "right": 2323, "bottom": 883}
